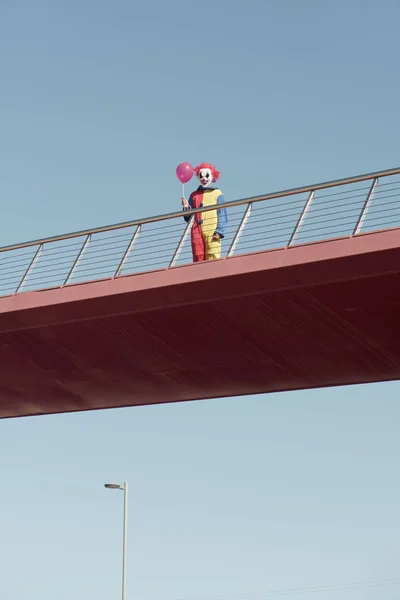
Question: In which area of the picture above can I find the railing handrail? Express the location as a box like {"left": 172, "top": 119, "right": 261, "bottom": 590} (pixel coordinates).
{"left": 1, "top": 165, "right": 400, "bottom": 254}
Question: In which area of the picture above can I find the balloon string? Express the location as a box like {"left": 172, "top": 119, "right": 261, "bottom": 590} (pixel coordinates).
{"left": 182, "top": 182, "right": 185, "bottom": 198}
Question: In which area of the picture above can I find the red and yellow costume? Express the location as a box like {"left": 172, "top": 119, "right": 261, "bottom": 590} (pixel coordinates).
{"left": 183, "top": 163, "right": 228, "bottom": 262}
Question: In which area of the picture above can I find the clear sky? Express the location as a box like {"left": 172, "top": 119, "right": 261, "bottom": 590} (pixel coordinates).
{"left": 1, "top": 1, "right": 400, "bottom": 599}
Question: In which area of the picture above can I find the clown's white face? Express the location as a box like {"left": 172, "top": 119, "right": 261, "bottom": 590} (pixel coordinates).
{"left": 197, "top": 168, "right": 212, "bottom": 187}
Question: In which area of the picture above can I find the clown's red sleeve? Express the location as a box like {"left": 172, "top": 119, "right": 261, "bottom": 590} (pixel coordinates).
{"left": 183, "top": 193, "right": 193, "bottom": 223}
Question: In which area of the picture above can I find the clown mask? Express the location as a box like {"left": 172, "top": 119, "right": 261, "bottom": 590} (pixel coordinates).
{"left": 197, "top": 167, "right": 213, "bottom": 187}
{"left": 194, "top": 163, "right": 220, "bottom": 188}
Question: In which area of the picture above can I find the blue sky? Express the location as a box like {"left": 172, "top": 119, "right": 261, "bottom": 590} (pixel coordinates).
{"left": 1, "top": 1, "right": 400, "bottom": 599}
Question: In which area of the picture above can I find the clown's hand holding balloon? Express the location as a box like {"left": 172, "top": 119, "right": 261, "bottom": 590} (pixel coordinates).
{"left": 176, "top": 162, "right": 228, "bottom": 263}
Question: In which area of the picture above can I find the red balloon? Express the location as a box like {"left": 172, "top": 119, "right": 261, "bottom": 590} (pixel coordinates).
{"left": 176, "top": 162, "right": 194, "bottom": 184}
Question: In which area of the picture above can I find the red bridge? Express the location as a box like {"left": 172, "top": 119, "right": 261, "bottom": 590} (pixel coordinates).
{"left": 1, "top": 167, "right": 400, "bottom": 419}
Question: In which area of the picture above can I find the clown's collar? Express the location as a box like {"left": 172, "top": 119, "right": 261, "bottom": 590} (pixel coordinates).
{"left": 197, "top": 185, "right": 217, "bottom": 192}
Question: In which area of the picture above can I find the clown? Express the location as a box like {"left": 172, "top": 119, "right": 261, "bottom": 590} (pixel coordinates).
{"left": 182, "top": 163, "right": 227, "bottom": 262}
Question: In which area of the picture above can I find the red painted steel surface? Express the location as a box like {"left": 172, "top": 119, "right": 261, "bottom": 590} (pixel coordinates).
{"left": 1, "top": 228, "right": 400, "bottom": 419}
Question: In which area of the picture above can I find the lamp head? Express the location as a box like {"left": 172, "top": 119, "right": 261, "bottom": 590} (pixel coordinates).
{"left": 104, "top": 483, "right": 122, "bottom": 490}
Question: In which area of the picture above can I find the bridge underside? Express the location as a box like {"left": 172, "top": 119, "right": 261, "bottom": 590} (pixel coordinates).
{"left": 1, "top": 228, "right": 400, "bottom": 419}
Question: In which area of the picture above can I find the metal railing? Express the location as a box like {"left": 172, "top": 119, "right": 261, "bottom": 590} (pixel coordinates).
{"left": 1, "top": 166, "right": 400, "bottom": 297}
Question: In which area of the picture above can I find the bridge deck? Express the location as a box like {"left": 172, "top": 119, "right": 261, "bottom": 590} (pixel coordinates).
{"left": 1, "top": 226, "right": 400, "bottom": 418}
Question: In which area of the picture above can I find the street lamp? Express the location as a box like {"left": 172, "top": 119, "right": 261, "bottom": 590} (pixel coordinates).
{"left": 104, "top": 482, "right": 128, "bottom": 600}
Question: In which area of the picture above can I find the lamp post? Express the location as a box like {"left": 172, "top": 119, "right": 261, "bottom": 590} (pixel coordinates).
{"left": 104, "top": 482, "right": 128, "bottom": 600}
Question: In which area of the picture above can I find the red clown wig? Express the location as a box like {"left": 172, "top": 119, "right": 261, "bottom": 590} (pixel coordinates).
{"left": 194, "top": 162, "right": 220, "bottom": 182}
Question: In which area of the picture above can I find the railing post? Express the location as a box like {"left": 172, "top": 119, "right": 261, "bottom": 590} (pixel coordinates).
{"left": 169, "top": 216, "right": 193, "bottom": 267}
{"left": 15, "top": 243, "right": 43, "bottom": 293}
{"left": 227, "top": 203, "right": 252, "bottom": 257}
{"left": 114, "top": 225, "right": 141, "bottom": 277}
{"left": 64, "top": 234, "right": 91, "bottom": 285}
{"left": 353, "top": 177, "right": 379, "bottom": 235}
{"left": 288, "top": 191, "right": 315, "bottom": 246}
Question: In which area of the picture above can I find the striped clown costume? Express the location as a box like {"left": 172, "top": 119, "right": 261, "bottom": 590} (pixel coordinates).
{"left": 182, "top": 163, "right": 228, "bottom": 262}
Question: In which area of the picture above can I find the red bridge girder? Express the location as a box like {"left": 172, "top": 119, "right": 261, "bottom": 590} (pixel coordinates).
{"left": 1, "top": 227, "right": 400, "bottom": 419}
